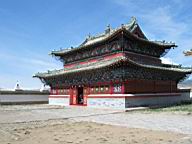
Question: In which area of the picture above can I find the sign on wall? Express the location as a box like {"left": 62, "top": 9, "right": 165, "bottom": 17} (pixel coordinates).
{"left": 113, "top": 84, "right": 122, "bottom": 93}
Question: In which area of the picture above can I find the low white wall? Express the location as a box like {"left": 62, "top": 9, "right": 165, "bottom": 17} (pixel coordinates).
{"left": 49, "top": 98, "right": 69, "bottom": 106}
{"left": 126, "top": 91, "right": 192, "bottom": 107}
{"left": 87, "top": 94, "right": 125, "bottom": 109}
{"left": 48, "top": 95, "right": 70, "bottom": 106}
{"left": 87, "top": 92, "right": 192, "bottom": 109}
{"left": 125, "top": 95, "right": 182, "bottom": 107}
{"left": 0, "top": 94, "right": 48, "bottom": 104}
{"left": 47, "top": 90, "right": 192, "bottom": 109}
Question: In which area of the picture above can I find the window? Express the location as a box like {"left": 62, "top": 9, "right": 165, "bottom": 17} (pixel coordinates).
{"left": 60, "top": 89, "right": 63, "bottom": 94}
{"left": 66, "top": 89, "right": 69, "bottom": 94}
{"left": 95, "top": 87, "right": 99, "bottom": 93}
{"left": 52, "top": 89, "right": 57, "bottom": 95}
{"left": 105, "top": 86, "right": 109, "bottom": 92}
{"left": 100, "top": 86, "right": 104, "bottom": 92}
{"left": 91, "top": 87, "right": 94, "bottom": 93}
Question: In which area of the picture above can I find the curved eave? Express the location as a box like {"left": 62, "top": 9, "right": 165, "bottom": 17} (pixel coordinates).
{"left": 33, "top": 57, "right": 125, "bottom": 78}
{"left": 50, "top": 28, "right": 123, "bottom": 56}
{"left": 128, "top": 59, "right": 192, "bottom": 74}
{"left": 50, "top": 28, "right": 176, "bottom": 57}
{"left": 130, "top": 24, "right": 148, "bottom": 40}
{"left": 34, "top": 57, "right": 192, "bottom": 79}
{"left": 122, "top": 29, "right": 177, "bottom": 48}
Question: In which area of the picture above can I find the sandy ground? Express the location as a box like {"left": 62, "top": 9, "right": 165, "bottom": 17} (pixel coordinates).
{"left": 1, "top": 120, "right": 191, "bottom": 144}
{"left": 0, "top": 105, "right": 192, "bottom": 144}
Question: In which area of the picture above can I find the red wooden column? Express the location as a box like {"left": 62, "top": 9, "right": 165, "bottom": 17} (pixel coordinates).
{"left": 72, "top": 87, "right": 77, "bottom": 105}
{"left": 50, "top": 87, "right": 53, "bottom": 95}
{"left": 69, "top": 87, "right": 73, "bottom": 105}
{"left": 110, "top": 81, "right": 113, "bottom": 94}
{"left": 83, "top": 86, "right": 88, "bottom": 106}
{"left": 121, "top": 82, "right": 125, "bottom": 94}
{"left": 97, "top": 82, "right": 101, "bottom": 94}
{"left": 56, "top": 85, "right": 59, "bottom": 95}
{"left": 83, "top": 95, "right": 87, "bottom": 105}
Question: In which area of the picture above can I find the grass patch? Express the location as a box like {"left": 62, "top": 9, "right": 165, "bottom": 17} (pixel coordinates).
{"left": 142, "top": 102, "right": 192, "bottom": 113}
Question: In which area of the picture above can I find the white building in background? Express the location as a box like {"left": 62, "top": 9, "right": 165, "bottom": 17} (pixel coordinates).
{"left": 0, "top": 81, "right": 49, "bottom": 105}
{"left": 14, "top": 81, "right": 22, "bottom": 91}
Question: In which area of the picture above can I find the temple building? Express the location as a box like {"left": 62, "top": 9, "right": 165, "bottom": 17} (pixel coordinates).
{"left": 34, "top": 17, "right": 192, "bottom": 109}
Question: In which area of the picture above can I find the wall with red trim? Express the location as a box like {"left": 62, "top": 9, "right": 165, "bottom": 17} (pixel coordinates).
{"left": 64, "top": 52, "right": 124, "bottom": 69}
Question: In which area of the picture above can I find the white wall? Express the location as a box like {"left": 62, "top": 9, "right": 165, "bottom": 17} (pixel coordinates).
{"left": 126, "top": 91, "right": 192, "bottom": 107}
{"left": 49, "top": 98, "right": 69, "bottom": 106}
{"left": 0, "top": 94, "right": 48, "bottom": 104}
{"left": 87, "top": 94, "right": 125, "bottom": 109}
{"left": 125, "top": 96, "right": 182, "bottom": 107}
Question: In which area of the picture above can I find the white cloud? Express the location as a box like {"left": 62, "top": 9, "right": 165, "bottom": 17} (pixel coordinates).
{"left": 160, "top": 57, "right": 178, "bottom": 65}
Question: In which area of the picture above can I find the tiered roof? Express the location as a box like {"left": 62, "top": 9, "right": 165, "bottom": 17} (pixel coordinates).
{"left": 51, "top": 17, "right": 176, "bottom": 57}
{"left": 34, "top": 17, "right": 191, "bottom": 79}
{"left": 34, "top": 55, "right": 192, "bottom": 78}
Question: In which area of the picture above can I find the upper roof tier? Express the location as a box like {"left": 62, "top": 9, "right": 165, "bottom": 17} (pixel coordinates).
{"left": 51, "top": 17, "right": 177, "bottom": 57}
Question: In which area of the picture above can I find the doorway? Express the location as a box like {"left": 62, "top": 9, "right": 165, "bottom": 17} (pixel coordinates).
{"left": 77, "top": 87, "right": 84, "bottom": 105}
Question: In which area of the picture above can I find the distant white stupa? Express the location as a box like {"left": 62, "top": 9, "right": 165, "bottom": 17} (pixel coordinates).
{"left": 40, "top": 84, "right": 46, "bottom": 92}
{"left": 14, "top": 81, "right": 22, "bottom": 91}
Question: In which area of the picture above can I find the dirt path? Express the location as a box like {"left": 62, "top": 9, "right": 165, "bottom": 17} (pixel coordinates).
{"left": 0, "top": 105, "right": 192, "bottom": 144}
{"left": 1, "top": 120, "right": 191, "bottom": 144}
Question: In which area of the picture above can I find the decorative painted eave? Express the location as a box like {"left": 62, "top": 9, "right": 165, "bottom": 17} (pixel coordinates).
{"left": 33, "top": 56, "right": 126, "bottom": 78}
{"left": 50, "top": 17, "right": 176, "bottom": 57}
{"left": 122, "top": 29, "right": 177, "bottom": 48}
{"left": 130, "top": 59, "right": 192, "bottom": 74}
{"left": 33, "top": 56, "right": 192, "bottom": 78}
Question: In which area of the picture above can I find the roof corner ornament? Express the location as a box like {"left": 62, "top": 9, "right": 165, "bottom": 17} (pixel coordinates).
{"left": 86, "top": 33, "right": 92, "bottom": 40}
{"left": 105, "top": 24, "right": 111, "bottom": 34}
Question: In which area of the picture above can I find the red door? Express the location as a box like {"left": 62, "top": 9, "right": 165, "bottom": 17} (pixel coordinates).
{"left": 69, "top": 88, "right": 77, "bottom": 105}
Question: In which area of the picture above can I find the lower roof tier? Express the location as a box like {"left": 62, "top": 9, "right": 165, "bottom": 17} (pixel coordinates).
{"left": 34, "top": 56, "right": 192, "bottom": 87}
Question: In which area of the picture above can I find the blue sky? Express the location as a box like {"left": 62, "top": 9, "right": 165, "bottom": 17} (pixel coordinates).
{"left": 0, "top": 0, "right": 192, "bottom": 89}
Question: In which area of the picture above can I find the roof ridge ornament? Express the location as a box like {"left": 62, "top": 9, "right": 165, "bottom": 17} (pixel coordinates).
{"left": 124, "top": 16, "right": 137, "bottom": 31}
{"left": 121, "top": 24, "right": 125, "bottom": 29}
{"left": 105, "top": 24, "right": 111, "bottom": 34}
{"left": 86, "top": 33, "right": 92, "bottom": 40}
{"left": 130, "top": 16, "right": 137, "bottom": 24}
